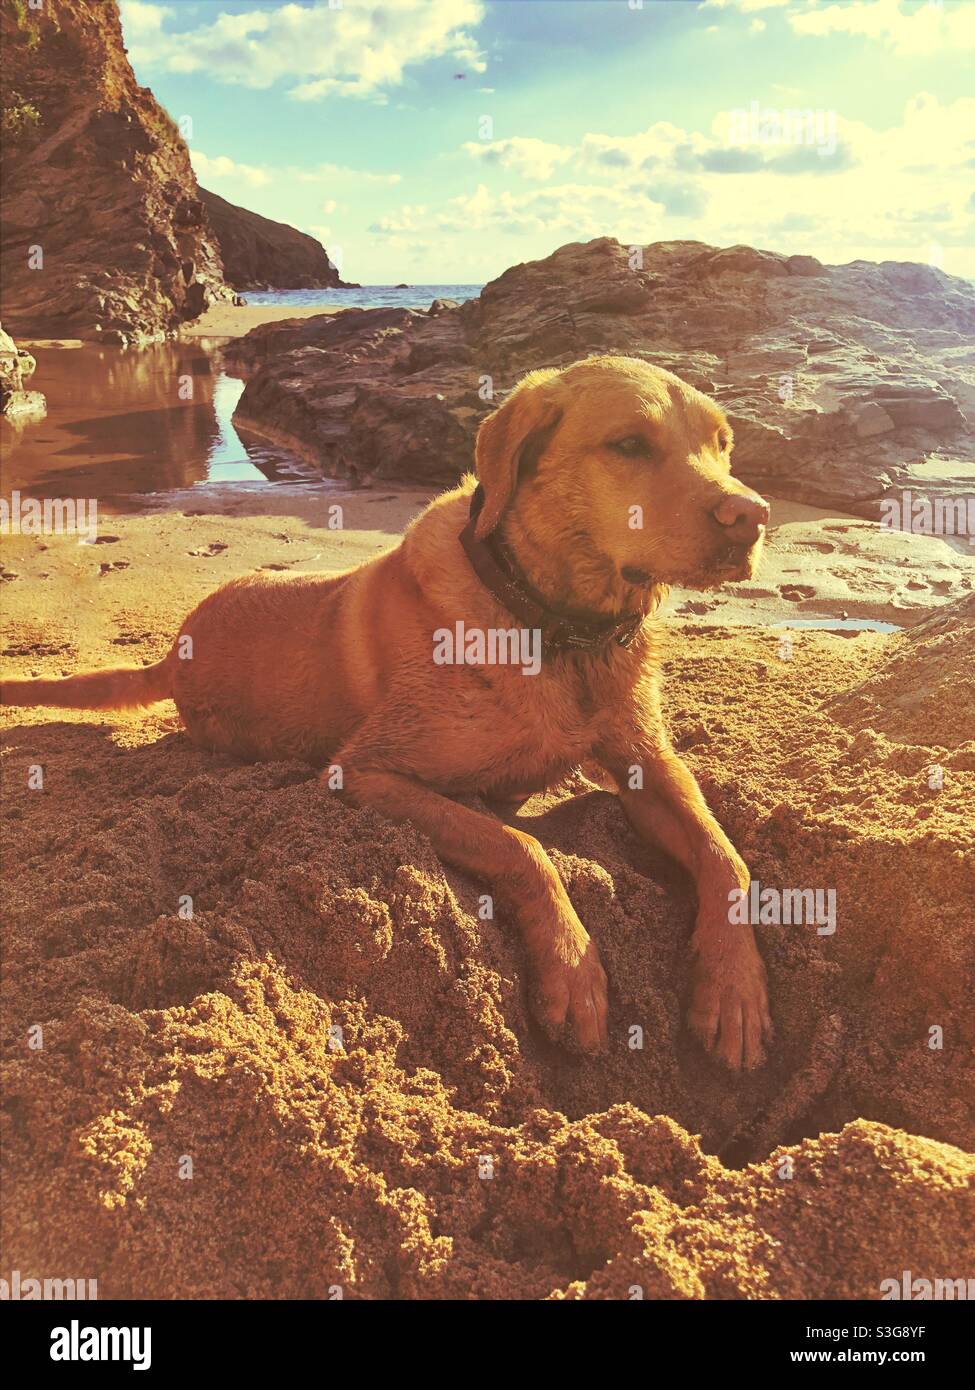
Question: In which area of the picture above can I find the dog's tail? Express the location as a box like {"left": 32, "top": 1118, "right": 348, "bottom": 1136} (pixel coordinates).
{"left": 1, "top": 653, "right": 175, "bottom": 710}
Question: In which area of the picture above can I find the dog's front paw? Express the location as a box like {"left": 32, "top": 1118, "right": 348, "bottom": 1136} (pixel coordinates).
{"left": 536, "top": 933, "right": 608, "bottom": 1052}
{"left": 687, "top": 927, "right": 771, "bottom": 1071}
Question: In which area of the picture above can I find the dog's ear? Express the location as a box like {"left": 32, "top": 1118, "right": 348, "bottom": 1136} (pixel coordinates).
{"left": 474, "top": 371, "right": 562, "bottom": 539}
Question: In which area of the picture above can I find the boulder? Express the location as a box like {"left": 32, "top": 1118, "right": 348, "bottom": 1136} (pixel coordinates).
{"left": 0, "top": 322, "right": 45, "bottom": 418}
{"left": 228, "top": 236, "right": 975, "bottom": 514}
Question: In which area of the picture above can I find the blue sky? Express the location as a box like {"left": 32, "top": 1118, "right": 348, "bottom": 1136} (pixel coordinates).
{"left": 119, "top": 0, "right": 975, "bottom": 284}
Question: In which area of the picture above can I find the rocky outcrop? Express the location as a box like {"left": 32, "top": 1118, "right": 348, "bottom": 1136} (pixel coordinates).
{"left": 229, "top": 237, "right": 975, "bottom": 513}
{"left": 0, "top": 0, "right": 231, "bottom": 342}
{"left": 199, "top": 187, "right": 352, "bottom": 292}
{"left": 0, "top": 323, "right": 44, "bottom": 419}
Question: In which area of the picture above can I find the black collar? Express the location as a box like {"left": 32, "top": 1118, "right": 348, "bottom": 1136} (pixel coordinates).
{"left": 458, "top": 485, "right": 645, "bottom": 654}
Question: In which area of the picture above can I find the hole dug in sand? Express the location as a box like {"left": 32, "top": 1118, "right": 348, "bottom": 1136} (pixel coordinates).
{"left": 1, "top": 602, "right": 973, "bottom": 1299}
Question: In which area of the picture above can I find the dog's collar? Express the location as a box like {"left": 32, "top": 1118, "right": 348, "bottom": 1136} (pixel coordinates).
{"left": 458, "top": 485, "right": 645, "bottom": 654}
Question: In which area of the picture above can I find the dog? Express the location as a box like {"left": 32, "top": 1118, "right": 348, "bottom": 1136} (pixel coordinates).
{"left": 2, "top": 355, "right": 772, "bottom": 1069}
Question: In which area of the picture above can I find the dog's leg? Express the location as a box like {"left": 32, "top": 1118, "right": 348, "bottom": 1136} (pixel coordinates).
{"left": 334, "top": 765, "right": 608, "bottom": 1050}
{"left": 598, "top": 736, "right": 770, "bottom": 1070}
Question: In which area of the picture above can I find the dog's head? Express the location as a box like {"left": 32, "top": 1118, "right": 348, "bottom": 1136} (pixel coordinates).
{"left": 474, "top": 355, "right": 768, "bottom": 590}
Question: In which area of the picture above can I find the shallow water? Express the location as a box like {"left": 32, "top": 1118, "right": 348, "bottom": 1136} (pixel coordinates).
{"left": 0, "top": 341, "right": 319, "bottom": 512}
{"left": 0, "top": 287, "right": 483, "bottom": 512}
{"left": 773, "top": 617, "right": 903, "bottom": 633}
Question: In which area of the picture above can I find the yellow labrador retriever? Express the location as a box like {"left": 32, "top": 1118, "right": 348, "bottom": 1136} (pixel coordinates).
{"left": 3, "top": 355, "right": 772, "bottom": 1068}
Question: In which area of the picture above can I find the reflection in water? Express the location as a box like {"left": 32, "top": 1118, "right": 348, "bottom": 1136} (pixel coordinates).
{"left": 0, "top": 342, "right": 314, "bottom": 511}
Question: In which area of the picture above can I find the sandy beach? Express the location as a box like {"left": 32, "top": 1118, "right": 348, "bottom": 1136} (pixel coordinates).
{"left": 2, "top": 483, "right": 973, "bottom": 1297}
{"left": 180, "top": 302, "right": 344, "bottom": 340}
{"left": 4, "top": 0, "right": 975, "bottom": 1331}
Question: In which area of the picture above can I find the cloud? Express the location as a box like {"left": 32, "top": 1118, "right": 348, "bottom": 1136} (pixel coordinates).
{"left": 470, "top": 115, "right": 858, "bottom": 185}
{"left": 294, "top": 164, "right": 402, "bottom": 186}
{"left": 699, "top": 0, "right": 975, "bottom": 54}
{"left": 791, "top": 0, "right": 975, "bottom": 54}
{"left": 190, "top": 150, "right": 271, "bottom": 188}
{"left": 381, "top": 93, "right": 974, "bottom": 274}
{"left": 119, "top": 0, "right": 487, "bottom": 99}
{"left": 463, "top": 137, "right": 572, "bottom": 181}
{"left": 368, "top": 205, "right": 428, "bottom": 235}
{"left": 118, "top": 0, "right": 174, "bottom": 38}
{"left": 700, "top": 0, "right": 793, "bottom": 10}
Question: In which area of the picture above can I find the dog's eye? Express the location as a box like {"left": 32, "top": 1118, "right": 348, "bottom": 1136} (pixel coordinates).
{"left": 610, "top": 435, "right": 650, "bottom": 458}
{"left": 717, "top": 431, "right": 731, "bottom": 453}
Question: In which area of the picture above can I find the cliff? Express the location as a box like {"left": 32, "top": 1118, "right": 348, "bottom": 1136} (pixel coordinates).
{"left": 0, "top": 0, "right": 231, "bottom": 342}
{"left": 199, "top": 187, "right": 352, "bottom": 291}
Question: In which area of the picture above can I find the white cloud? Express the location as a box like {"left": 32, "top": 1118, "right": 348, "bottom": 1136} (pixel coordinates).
{"left": 368, "top": 205, "right": 428, "bottom": 235}
{"left": 381, "top": 93, "right": 974, "bottom": 275}
{"left": 701, "top": 0, "right": 794, "bottom": 10}
{"left": 700, "top": 0, "right": 975, "bottom": 53}
{"left": 118, "top": 1, "right": 174, "bottom": 37}
{"left": 429, "top": 178, "right": 706, "bottom": 243}
{"left": 295, "top": 164, "right": 402, "bottom": 186}
{"left": 190, "top": 150, "right": 271, "bottom": 187}
{"left": 120, "top": 0, "right": 487, "bottom": 99}
{"left": 463, "top": 137, "right": 573, "bottom": 181}
{"left": 791, "top": 0, "right": 975, "bottom": 55}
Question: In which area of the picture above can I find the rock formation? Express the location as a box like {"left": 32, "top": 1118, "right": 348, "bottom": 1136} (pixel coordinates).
{"left": 199, "top": 187, "right": 352, "bottom": 292}
{"left": 0, "top": 0, "right": 231, "bottom": 342}
{"left": 0, "top": 323, "right": 44, "bottom": 419}
{"left": 230, "top": 237, "right": 975, "bottom": 514}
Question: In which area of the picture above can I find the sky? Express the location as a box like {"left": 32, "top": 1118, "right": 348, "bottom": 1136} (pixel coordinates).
{"left": 118, "top": 0, "right": 975, "bottom": 285}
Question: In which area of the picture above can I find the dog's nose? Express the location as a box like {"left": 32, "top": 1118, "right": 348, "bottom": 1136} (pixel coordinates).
{"left": 712, "top": 490, "right": 770, "bottom": 545}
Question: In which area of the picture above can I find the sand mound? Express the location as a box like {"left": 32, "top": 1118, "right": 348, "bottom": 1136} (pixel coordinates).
{"left": 830, "top": 592, "right": 975, "bottom": 755}
{"left": 2, "top": 620, "right": 973, "bottom": 1298}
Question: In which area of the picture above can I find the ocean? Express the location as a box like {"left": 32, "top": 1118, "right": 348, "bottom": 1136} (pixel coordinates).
{"left": 242, "top": 285, "right": 484, "bottom": 311}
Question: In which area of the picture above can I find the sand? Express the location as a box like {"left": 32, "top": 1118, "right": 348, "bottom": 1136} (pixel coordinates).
{"left": 180, "top": 303, "right": 343, "bottom": 340}
{"left": 1, "top": 498, "right": 973, "bottom": 1299}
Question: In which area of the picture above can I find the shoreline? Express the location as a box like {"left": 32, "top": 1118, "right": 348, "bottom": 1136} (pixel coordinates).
{"left": 1, "top": 487, "right": 971, "bottom": 639}
{"left": 179, "top": 302, "right": 345, "bottom": 340}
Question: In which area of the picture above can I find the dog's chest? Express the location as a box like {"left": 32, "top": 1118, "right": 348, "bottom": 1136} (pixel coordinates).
{"left": 437, "top": 652, "right": 614, "bottom": 794}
